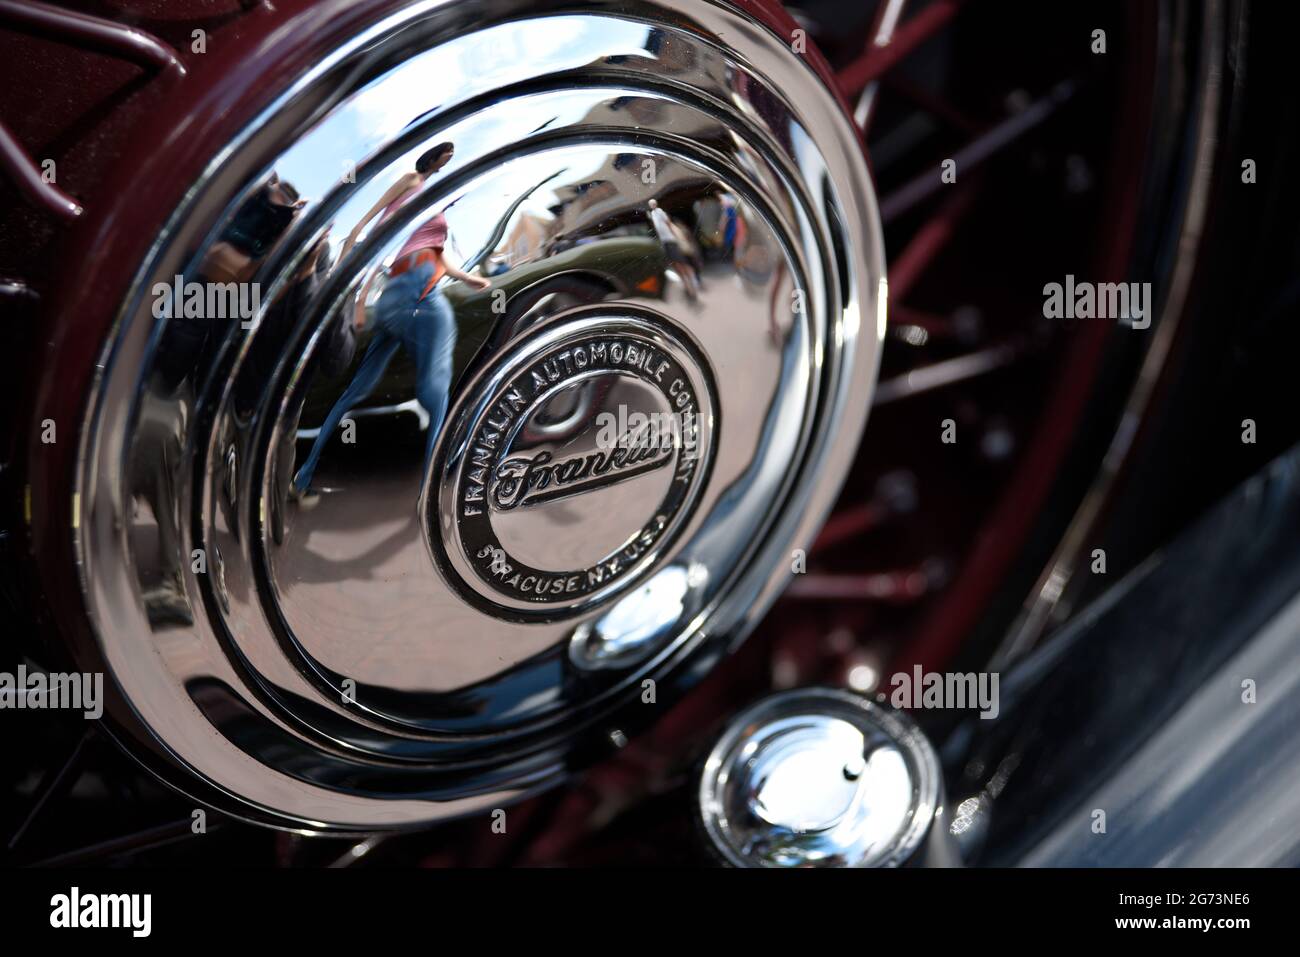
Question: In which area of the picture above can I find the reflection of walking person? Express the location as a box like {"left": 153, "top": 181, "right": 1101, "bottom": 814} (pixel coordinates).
{"left": 647, "top": 198, "right": 700, "bottom": 300}
{"left": 292, "top": 142, "right": 490, "bottom": 500}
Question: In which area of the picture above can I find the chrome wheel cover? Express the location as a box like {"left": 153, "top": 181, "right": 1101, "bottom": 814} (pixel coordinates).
{"left": 75, "top": 0, "right": 885, "bottom": 829}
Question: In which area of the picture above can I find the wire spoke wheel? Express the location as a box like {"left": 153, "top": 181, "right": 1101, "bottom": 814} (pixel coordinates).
{"left": 0, "top": 0, "right": 1241, "bottom": 866}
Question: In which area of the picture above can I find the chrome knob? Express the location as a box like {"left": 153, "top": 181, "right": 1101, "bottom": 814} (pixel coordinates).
{"left": 699, "top": 689, "right": 947, "bottom": 867}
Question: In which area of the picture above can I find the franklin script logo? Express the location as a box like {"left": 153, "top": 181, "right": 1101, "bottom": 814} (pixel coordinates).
{"left": 489, "top": 417, "right": 678, "bottom": 509}
{"left": 442, "top": 320, "right": 715, "bottom": 612}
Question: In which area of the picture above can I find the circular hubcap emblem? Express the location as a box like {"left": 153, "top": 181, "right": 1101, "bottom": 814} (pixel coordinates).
{"left": 434, "top": 313, "right": 717, "bottom": 618}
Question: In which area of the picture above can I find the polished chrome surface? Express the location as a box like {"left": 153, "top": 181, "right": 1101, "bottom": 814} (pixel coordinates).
{"left": 74, "top": 0, "right": 885, "bottom": 828}
{"left": 699, "top": 689, "right": 940, "bottom": 867}
{"left": 973, "top": 445, "right": 1300, "bottom": 866}
{"left": 1020, "top": 590, "right": 1300, "bottom": 866}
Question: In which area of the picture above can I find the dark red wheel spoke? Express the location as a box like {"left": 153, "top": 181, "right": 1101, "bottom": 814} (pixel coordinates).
{"left": 885, "top": 185, "right": 975, "bottom": 300}
{"left": 880, "top": 71, "right": 984, "bottom": 137}
{"left": 0, "top": 121, "right": 82, "bottom": 220}
{"left": 873, "top": 339, "right": 1030, "bottom": 406}
{"left": 0, "top": 0, "right": 185, "bottom": 220}
{"left": 6, "top": 727, "right": 92, "bottom": 851}
{"left": 880, "top": 78, "right": 1079, "bottom": 224}
{"left": 888, "top": 304, "right": 981, "bottom": 346}
{"left": 0, "top": 0, "right": 184, "bottom": 76}
{"left": 853, "top": 0, "right": 910, "bottom": 135}
{"left": 813, "top": 471, "right": 918, "bottom": 552}
{"left": 813, "top": 503, "right": 889, "bottom": 552}
{"left": 837, "top": 0, "right": 967, "bottom": 100}
{"left": 785, "top": 567, "right": 939, "bottom": 603}
{"left": 29, "top": 818, "right": 219, "bottom": 868}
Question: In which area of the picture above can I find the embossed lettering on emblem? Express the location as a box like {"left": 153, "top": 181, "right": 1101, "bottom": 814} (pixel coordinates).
{"left": 442, "top": 321, "right": 716, "bottom": 612}
{"left": 490, "top": 425, "right": 673, "bottom": 510}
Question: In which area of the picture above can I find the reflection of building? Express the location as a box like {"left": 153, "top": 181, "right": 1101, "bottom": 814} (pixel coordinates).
{"left": 548, "top": 176, "right": 620, "bottom": 234}
{"left": 499, "top": 211, "right": 550, "bottom": 267}
{"left": 486, "top": 98, "right": 719, "bottom": 269}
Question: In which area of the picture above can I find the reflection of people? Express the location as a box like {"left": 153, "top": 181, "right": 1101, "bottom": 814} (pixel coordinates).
{"left": 265, "top": 233, "right": 332, "bottom": 544}
{"left": 292, "top": 142, "right": 490, "bottom": 500}
{"left": 156, "top": 175, "right": 305, "bottom": 393}
{"left": 718, "top": 193, "right": 741, "bottom": 255}
{"left": 139, "top": 173, "right": 306, "bottom": 622}
{"left": 647, "top": 198, "right": 700, "bottom": 300}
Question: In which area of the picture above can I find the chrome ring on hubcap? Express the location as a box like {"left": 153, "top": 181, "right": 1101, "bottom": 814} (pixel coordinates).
{"left": 74, "top": 0, "right": 885, "bottom": 829}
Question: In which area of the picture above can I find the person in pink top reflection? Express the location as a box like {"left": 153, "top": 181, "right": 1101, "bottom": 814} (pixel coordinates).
{"left": 293, "top": 142, "right": 490, "bottom": 501}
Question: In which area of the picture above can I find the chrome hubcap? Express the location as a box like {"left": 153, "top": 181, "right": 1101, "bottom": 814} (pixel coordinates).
{"left": 75, "top": 0, "right": 885, "bottom": 829}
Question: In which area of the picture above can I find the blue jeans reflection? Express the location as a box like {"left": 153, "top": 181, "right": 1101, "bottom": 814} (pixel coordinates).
{"left": 293, "top": 261, "right": 456, "bottom": 492}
